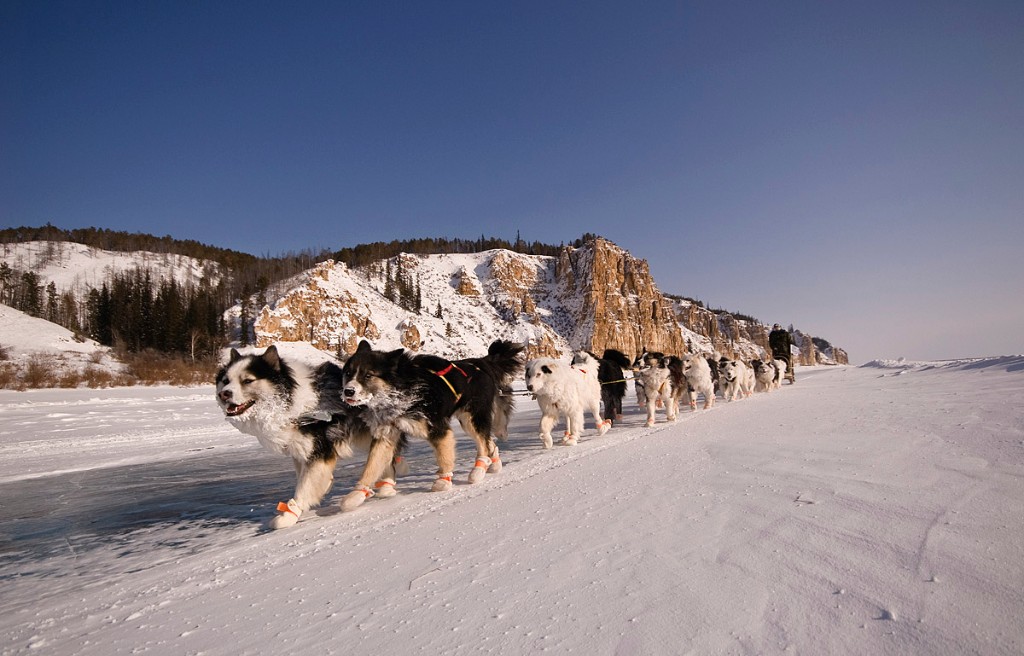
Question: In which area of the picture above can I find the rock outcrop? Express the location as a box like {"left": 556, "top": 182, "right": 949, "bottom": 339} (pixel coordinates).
{"left": 250, "top": 238, "right": 848, "bottom": 365}
{"left": 254, "top": 261, "right": 380, "bottom": 354}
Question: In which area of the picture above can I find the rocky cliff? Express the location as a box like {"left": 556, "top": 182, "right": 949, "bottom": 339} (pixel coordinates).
{"left": 250, "top": 237, "right": 847, "bottom": 365}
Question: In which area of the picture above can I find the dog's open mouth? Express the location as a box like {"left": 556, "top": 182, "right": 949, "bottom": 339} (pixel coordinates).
{"left": 224, "top": 400, "right": 256, "bottom": 416}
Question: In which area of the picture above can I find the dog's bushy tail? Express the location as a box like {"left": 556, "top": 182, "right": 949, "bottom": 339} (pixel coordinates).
{"left": 484, "top": 340, "right": 526, "bottom": 386}
{"left": 602, "top": 349, "right": 633, "bottom": 369}
{"left": 666, "top": 355, "right": 686, "bottom": 390}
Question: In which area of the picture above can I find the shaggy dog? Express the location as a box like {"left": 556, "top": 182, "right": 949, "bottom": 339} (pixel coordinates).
{"left": 526, "top": 354, "right": 611, "bottom": 448}
{"left": 719, "top": 358, "right": 754, "bottom": 401}
{"left": 338, "top": 339, "right": 524, "bottom": 511}
{"left": 634, "top": 350, "right": 685, "bottom": 426}
{"left": 752, "top": 358, "right": 786, "bottom": 392}
{"left": 572, "top": 349, "right": 632, "bottom": 424}
{"left": 706, "top": 356, "right": 721, "bottom": 395}
{"left": 772, "top": 359, "right": 788, "bottom": 390}
{"left": 682, "top": 353, "right": 716, "bottom": 410}
{"left": 751, "top": 359, "right": 776, "bottom": 393}
{"left": 632, "top": 350, "right": 655, "bottom": 407}
{"left": 215, "top": 345, "right": 406, "bottom": 529}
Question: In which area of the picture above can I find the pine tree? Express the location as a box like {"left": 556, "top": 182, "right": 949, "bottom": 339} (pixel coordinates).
{"left": 60, "top": 291, "right": 80, "bottom": 333}
{"left": 18, "top": 271, "right": 43, "bottom": 317}
{"left": 45, "top": 282, "right": 59, "bottom": 323}
{"left": 256, "top": 275, "right": 269, "bottom": 314}
{"left": 0, "top": 262, "right": 12, "bottom": 305}
{"left": 96, "top": 284, "right": 113, "bottom": 345}
{"left": 238, "top": 286, "right": 252, "bottom": 347}
{"left": 384, "top": 260, "right": 395, "bottom": 303}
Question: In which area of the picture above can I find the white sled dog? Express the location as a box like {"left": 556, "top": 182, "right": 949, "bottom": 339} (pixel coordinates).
{"left": 634, "top": 350, "right": 684, "bottom": 426}
{"left": 682, "top": 353, "right": 716, "bottom": 410}
{"left": 526, "top": 354, "right": 611, "bottom": 448}
{"left": 719, "top": 358, "right": 754, "bottom": 401}
{"left": 751, "top": 359, "right": 778, "bottom": 393}
{"left": 215, "top": 345, "right": 407, "bottom": 529}
{"left": 772, "top": 359, "right": 788, "bottom": 390}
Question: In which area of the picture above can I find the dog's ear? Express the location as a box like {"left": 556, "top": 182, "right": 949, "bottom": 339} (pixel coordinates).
{"left": 229, "top": 348, "right": 242, "bottom": 364}
{"left": 384, "top": 348, "right": 405, "bottom": 371}
{"left": 261, "top": 345, "right": 281, "bottom": 370}
{"left": 356, "top": 340, "right": 372, "bottom": 354}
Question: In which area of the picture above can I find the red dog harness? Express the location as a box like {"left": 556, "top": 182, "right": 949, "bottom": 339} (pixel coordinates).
{"left": 431, "top": 362, "right": 471, "bottom": 400}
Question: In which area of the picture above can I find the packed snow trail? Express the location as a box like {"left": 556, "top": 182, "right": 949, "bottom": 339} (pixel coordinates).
{"left": 2, "top": 361, "right": 1023, "bottom": 654}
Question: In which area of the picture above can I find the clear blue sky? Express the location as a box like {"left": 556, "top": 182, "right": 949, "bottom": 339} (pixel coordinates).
{"left": 3, "top": 1, "right": 1022, "bottom": 361}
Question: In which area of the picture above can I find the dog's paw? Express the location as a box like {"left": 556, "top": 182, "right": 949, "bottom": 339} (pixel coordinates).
{"left": 374, "top": 479, "right": 398, "bottom": 498}
{"left": 562, "top": 435, "right": 578, "bottom": 446}
{"left": 340, "top": 487, "right": 372, "bottom": 512}
{"left": 596, "top": 420, "right": 611, "bottom": 436}
{"left": 268, "top": 500, "right": 301, "bottom": 529}
{"left": 468, "top": 457, "right": 491, "bottom": 484}
{"left": 645, "top": 419, "right": 655, "bottom": 427}
{"left": 431, "top": 474, "right": 453, "bottom": 492}
{"left": 393, "top": 456, "right": 410, "bottom": 477}
{"left": 488, "top": 447, "right": 502, "bottom": 474}
{"left": 269, "top": 513, "right": 299, "bottom": 530}
{"left": 541, "top": 433, "right": 553, "bottom": 449}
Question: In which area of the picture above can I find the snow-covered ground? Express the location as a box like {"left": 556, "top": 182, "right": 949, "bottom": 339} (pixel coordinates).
{"left": 1, "top": 241, "right": 219, "bottom": 296}
{"left": 0, "top": 304, "right": 121, "bottom": 379}
{"left": 2, "top": 358, "right": 1023, "bottom": 654}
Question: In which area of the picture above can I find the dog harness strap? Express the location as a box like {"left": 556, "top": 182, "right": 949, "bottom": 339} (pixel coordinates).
{"left": 431, "top": 362, "right": 470, "bottom": 401}
{"left": 432, "top": 364, "right": 468, "bottom": 378}
{"left": 435, "top": 374, "right": 461, "bottom": 401}
{"left": 276, "top": 501, "right": 299, "bottom": 517}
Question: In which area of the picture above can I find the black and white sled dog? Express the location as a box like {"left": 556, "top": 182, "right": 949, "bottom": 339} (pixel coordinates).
{"left": 526, "top": 353, "right": 611, "bottom": 448}
{"left": 753, "top": 360, "right": 774, "bottom": 390}
{"left": 718, "top": 357, "right": 754, "bottom": 401}
{"left": 572, "top": 349, "right": 632, "bottom": 425}
{"left": 681, "top": 352, "right": 716, "bottom": 410}
{"left": 337, "top": 339, "right": 524, "bottom": 511}
{"left": 215, "top": 345, "right": 407, "bottom": 529}
{"left": 633, "top": 349, "right": 686, "bottom": 426}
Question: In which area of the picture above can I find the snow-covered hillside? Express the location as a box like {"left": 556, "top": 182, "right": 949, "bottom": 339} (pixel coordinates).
{"left": 0, "top": 241, "right": 221, "bottom": 299}
{"left": 248, "top": 245, "right": 783, "bottom": 363}
{"left": 2, "top": 238, "right": 844, "bottom": 367}
{"left": 0, "top": 304, "right": 120, "bottom": 379}
{"left": 249, "top": 252, "right": 566, "bottom": 359}
{"left": 1, "top": 358, "right": 1022, "bottom": 654}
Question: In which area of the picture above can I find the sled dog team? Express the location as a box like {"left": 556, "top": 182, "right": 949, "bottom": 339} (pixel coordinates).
{"left": 216, "top": 341, "right": 790, "bottom": 529}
